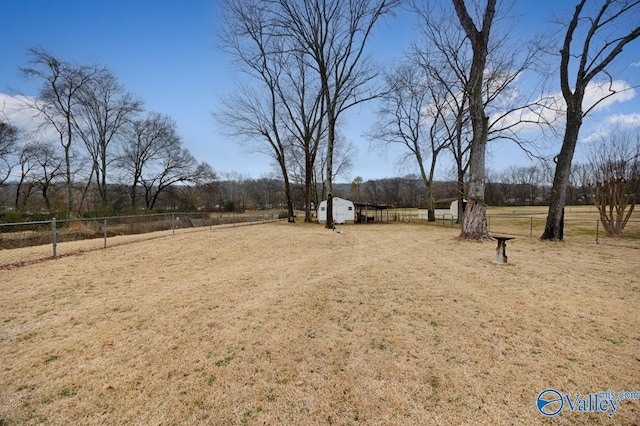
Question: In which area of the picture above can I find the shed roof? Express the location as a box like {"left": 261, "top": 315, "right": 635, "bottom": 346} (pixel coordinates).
{"left": 352, "top": 202, "right": 392, "bottom": 210}
{"left": 419, "top": 198, "right": 459, "bottom": 209}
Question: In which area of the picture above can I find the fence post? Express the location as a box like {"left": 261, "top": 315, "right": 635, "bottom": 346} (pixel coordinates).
{"left": 103, "top": 218, "right": 108, "bottom": 248}
{"left": 596, "top": 219, "right": 599, "bottom": 244}
{"left": 530, "top": 217, "right": 533, "bottom": 237}
{"left": 487, "top": 216, "right": 491, "bottom": 232}
{"left": 172, "top": 213, "right": 175, "bottom": 235}
{"left": 52, "top": 218, "right": 57, "bottom": 259}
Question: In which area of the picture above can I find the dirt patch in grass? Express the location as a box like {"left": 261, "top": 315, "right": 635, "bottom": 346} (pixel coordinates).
{"left": 0, "top": 222, "right": 639, "bottom": 425}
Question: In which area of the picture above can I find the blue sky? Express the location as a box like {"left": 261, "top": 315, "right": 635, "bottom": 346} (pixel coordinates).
{"left": 1, "top": 0, "right": 639, "bottom": 182}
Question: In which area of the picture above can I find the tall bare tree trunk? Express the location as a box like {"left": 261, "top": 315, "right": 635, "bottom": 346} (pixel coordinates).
{"left": 452, "top": 0, "right": 495, "bottom": 241}
{"left": 64, "top": 139, "right": 73, "bottom": 216}
{"left": 457, "top": 167, "right": 465, "bottom": 223}
{"left": 542, "top": 109, "right": 581, "bottom": 241}
{"left": 325, "top": 118, "right": 335, "bottom": 228}
{"left": 459, "top": 115, "right": 489, "bottom": 239}
{"left": 283, "top": 171, "right": 295, "bottom": 222}
{"left": 304, "top": 156, "right": 314, "bottom": 222}
{"left": 541, "top": 0, "right": 640, "bottom": 241}
{"left": 417, "top": 152, "right": 435, "bottom": 222}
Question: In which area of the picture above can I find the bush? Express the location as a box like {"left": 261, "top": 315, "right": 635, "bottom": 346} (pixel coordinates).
{"left": 0, "top": 210, "right": 56, "bottom": 223}
{"left": 1, "top": 209, "right": 28, "bottom": 223}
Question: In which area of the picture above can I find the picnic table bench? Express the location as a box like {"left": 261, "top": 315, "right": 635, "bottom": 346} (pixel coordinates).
{"left": 492, "top": 235, "right": 515, "bottom": 264}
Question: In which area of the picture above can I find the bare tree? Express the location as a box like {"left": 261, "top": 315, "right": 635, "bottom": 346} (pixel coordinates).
{"left": 14, "top": 142, "right": 39, "bottom": 210}
{"left": 218, "top": 0, "right": 396, "bottom": 225}
{"left": 282, "top": 73, "right": 333, "bottom": 219}
{"left": 0, "top": 121, "right": 18, "bottom": 187}
{"left": 276, "top": 47, "right": 326, "bottom": 222}
{"left": 484, "top": 168, "right": 504, "bottom": 205}
{"left": 21, "top": 48, "right": 99, "bottom": 216}
{"left": 500, "top": 165, "right": 543, "bottom": 205}
{"left": 350, "top": 176, "right": 364, "bottom": 201}
{"left": 415, "top": 0, "right": 545, "bottom": 235}
{"left": 140, "top": 146, "right": 200, "bottom": 211}
{"left": 410, "top": 2, "right": 473, "bottom": 222}
{"left": 541, "top": 0, "right": 640, "bottom": 241}
{"left": 275, "top": 0, "right": 400, "bottom": 228}
{"left": 314, "top": 132, "right": 355, "bottom": 203}
{"left": 186, "top": 162, "right": 218, "bottom": 210}
{"left": 370, "top": 62, "right": 449, "bottom": 220}
{"left": 30, "top": 140, "right": 64, "bottom": 212}
{"left": 118, "top": 112, "right": 182, "bottom": 210}
{"left": 450, "top": 0, "right": 497, "bottom": 240}
{"left": 567, "top": 162, "right": 592, "bottom": 204}
{"left": 363, "top": 179, "right": 381, "bottom": 204}
{"left": 217, "top": 0, "right": 301, "bottom": 222}
{"left": 587, "top": 128, "right": 639, "bottom": 236}
{"left": 74, "top": 67, "right": 142, "bottom": 211}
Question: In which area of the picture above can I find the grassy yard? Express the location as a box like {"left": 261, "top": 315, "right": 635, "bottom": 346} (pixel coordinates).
{"left": 0, "top": 221, "right": 639, "bottom": 424}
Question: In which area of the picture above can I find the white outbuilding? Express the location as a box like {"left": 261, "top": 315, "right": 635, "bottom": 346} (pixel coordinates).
{"left": 317, "top": 197, "right": 355, "bottom": 224}
{"left": 418, "top": 198, "right": 465, "bottom": 220}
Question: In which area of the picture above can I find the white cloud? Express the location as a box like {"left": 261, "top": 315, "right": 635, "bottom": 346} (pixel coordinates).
{"left": 582, "top": 80, "right": 636, "bottom": 113}
{"left": 491, "top": 79, "right": 637, "bottom": 136}
{"left": 0, "top": 92, "right": 41, "bottom": 130}
{"left": 580, "top": 127, "right": 609, "bottom": 144}
{"left": 489, "top": 90, "right": 565, "bottom": 135}
{"left": 608, "top": 112, "right": 640, "bottom": 128}
{"left": 580, "top": 113, "right": 640, "bottom": 144}
{"left": 630, "top": 61, "right": 640, "bottom": 67}
{"left": 0, "top": 92, "right": 62, "bottom": 142}
{"left": 578, "top": 82, "right": 638, "bottom": 144}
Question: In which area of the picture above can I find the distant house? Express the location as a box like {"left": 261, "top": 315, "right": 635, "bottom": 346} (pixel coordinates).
{"left": 418, "top": 198, "right": 465, "bottom": 220}
{"left": 317, "top": 197, "right": 355, "bottom": 224}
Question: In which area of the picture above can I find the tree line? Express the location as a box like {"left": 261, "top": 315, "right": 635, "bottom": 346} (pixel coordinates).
{"left": 0, "top": 48, "right": 214, "bottom": 219}
{"left": 3, "top": 160, "right": 635, "bottom": 222}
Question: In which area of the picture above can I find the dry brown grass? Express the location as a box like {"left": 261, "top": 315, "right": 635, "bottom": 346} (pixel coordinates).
{"left": 1, "top": 222, "right": 639, "bottom": 425}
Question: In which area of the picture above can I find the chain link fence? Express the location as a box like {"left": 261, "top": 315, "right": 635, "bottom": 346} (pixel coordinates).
{"left": 486, "top": 215, "right": 640, "bottom": 243}
{"left": 3, "top": 208, "right": 637, "bottom": 268}
{"left": 0, "top": 211, "right": 284, "bottom": 268}
{"left": 385, "top": 207, "right": 640, "bottom": 245}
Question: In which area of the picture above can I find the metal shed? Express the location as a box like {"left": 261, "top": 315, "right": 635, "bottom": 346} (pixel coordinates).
{"left": 317, "top": 197, "right": 355, "bottom": 224}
